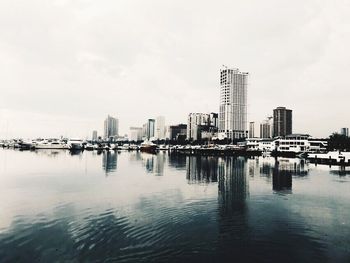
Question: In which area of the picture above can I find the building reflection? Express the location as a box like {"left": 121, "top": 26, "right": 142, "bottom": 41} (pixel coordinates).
{"left": 168, "top": 152, "right": 187, "bottom": 169}
{"left": 102, "top": 151, "right": 117, "bottom": 175}
{"left": 140, "top": 153, "right": 166, "bottom": 176}
{"left": 217, "top": 157, "right": 249, "bottom": 251}
{"left": 186, "top": 156, "right": 218, "bottom": 184}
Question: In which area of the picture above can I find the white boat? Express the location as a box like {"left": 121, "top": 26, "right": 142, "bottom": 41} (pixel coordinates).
{"left": 34, "top": 140, "right": 69, "bottom": 150}
{"left": 84, "top": 143, "right": 94, "bottom": 150}
{"left": 67, "top": 138, "right": 83, "bottom": 150}
{"left": 308, "top": 151, "right": 350, "bottom": 165}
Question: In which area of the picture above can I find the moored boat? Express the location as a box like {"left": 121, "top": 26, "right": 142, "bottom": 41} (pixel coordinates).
{"left": 140, "top": 141, "right": 158, "bottom": 153}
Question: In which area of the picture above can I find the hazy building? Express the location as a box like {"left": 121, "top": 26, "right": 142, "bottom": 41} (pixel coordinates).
{"left": 209, "top": 112, "right": 219, "bottom": 128}
{"left": 156, "top": 116, "right": 166, "bottom": 140}
{"left": 170, "top": 124, "right": 187, "bottom": 140}
{"left": 260, "top": 117, "right": 273, "bottom": 138}
{"left": 92, "top": 130, "right": 98, "bottom": 141}
{"left": 249, "top": 122, "right": 255, "bottom": 138}
{"left": 130, "top": 127, "right": 143, "bottom": 141}
{"left": 273, "top": 107, "right": 292, "bottom": 137}
{"left": 104, "top": 115, "right": 119, "bottom": 140}
{"left": 219, "top": 67, "right": 248, "bottom": 140}
{"left": 147, "top": 119, "right": 155, "bottom": 140}
{"left": 187, "top": 113, "right": 210, "bottom": 141}
{"left": 340, "top": 127, "right": 349, "bottom": 137}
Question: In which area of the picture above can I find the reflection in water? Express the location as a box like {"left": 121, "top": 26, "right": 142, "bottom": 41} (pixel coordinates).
{"left": 186, "top": 156, "right": 218, "bottom": 184}
{"left": 102, "top": 151, "right": 117, "bottom": 175}
{"left": 141, "top": 153, "right": 165, "bottom": 176}
{"left": 168, "top": 152, "right": 187, "bottom": 169}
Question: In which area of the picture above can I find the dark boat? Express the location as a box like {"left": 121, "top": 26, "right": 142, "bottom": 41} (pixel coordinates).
{"left": 140, "top": 141, "right": 158, "bottom": 154}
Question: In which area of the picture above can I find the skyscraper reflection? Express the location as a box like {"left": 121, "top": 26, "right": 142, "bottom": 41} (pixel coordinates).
{"left": 186, "top": 156, "right": 218, "bottom": 184}
{"left": 102, "top": 151, "right": 117, "bottom": 175}
{"left": 140, "top": 153, "right": 166, "bottom": 176}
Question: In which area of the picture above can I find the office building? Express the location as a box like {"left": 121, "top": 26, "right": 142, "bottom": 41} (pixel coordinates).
{"left": 147, "top": 119, "right": 155, "bottom": 140}
{"left": 169, "top": 124, "right": 187, "bottom": 140}
{"left": 92, "top": 130, "right": 98, "bottom": 141}
{"left": 260, "top": 117, "right": 273, "bottom": 138}
{"left": 219, "top": 67, "right": 248, "bottom": 139}
{"left": 156, "top": 116, "right": 166, "bottom": 140}
{"left": 249, "top": 122, "right": 255, "bottom": 138}
{"left": 273, "top": 107, "right": 292, "bottom": 137}
{"left": 130, "top": 127, "right": 143, "bottom": 141}
{"left": 340, "top": 127, "right": 349, "bottom": 137}
{"left": 104, "top": 115, "right": 119, "bottom": 140}
{"left": 187, "top": 113, "right": 210, "bottom": 141}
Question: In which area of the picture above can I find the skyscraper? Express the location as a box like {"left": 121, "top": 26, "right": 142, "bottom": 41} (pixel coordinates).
{"left": 155, "top": 116, "right": 166, "bottom": 140}
{"left": 147, "top": 119, "right": 155, "bottom": 140}
{"left": 249, "top": 122, "right": 255, "bottom": 138}
{"left": 273, "top": 107, "right": 292, "bottom": 137}
{"left": 219, "top": 67, "right": 248, "bottom": 140}
{"left": 260, "top": 117, "right": 272, "bottom": 138}
{"left": 187, "top": 113, "right": 210, "bottom": 141}
{"left": 104, "top": 115, "right": 119, "bottom": 140}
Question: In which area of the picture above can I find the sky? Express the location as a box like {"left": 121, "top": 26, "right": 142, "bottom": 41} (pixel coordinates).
{"left": 0, "top": 0, "right": 349, "bottom": 139}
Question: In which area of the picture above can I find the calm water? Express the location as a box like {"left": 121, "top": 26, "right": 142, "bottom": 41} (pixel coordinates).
{"left": 0, "top": 150, "right": 349, "bottom": 262}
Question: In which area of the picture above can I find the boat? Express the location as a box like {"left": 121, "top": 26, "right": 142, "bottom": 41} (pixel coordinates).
{"left": 67, "top": 138, "right": 83, "bottom": 151}
{"left": 308, "top": 151, "right": 350, "bottom": 165}
{"left": 34, "top": 140, "right": 69, "bottom": 149}
{"left": 140, "top": 141, "right": 158, "bottom": 153}
{"left": 84, "top": 143, "right": 94, "bottom": 150}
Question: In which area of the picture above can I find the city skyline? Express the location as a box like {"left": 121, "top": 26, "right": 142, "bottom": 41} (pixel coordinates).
{"left": 0, "top": 1, "right": 350, "bottom": 138}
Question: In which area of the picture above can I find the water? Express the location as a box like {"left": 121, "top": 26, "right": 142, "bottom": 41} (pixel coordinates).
{"left": 0, "top": 149, "right": 349, "bottom": 262}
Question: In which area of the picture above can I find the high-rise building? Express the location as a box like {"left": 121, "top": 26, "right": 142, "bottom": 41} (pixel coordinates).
{"left": 92, "top": 130, "right": 98, "bottom": 141}
{"left": 156, "top": 116, "right": 166, "bottom": 140}
{"left": 104, "top": 115, "right": 119, "bottom": 140}
{"left": 147, "top": 119, "right": 155, "bottom": 140}
{"left": 249, "top": 122, "right": 255, "bottom": 138}
{"left": 260, "top": 117, "right": 273, "bottom": 138}
{"left": 187, "top": 113, "right": 210, "bottom": 141}
{"left": 341, "top": 127, "right": 349, "bottom": 137}
{"left": 273, "top": 107, "right": 292, "bottom": 137}
{"left": 130, "top": 127, "right": 143, "bottom": 141}
{"left": 219, "top": 67, "right": 248, "bottom": 140}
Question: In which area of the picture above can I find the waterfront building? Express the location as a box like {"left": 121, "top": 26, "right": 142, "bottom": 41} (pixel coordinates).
{"left": 187, "top": 113, "right": 218, "bottom": 141}
{"left": 340, "top": 127, "right": 349, "bottom": 137}
{"left": 273, "top": 107, "right": 292, "bottom": 137}
{"left": 104, "top": 115, "right": 119, "bottom": 140}
{"left": 169, "top": 124, "right": 187, "bottom": 140}
{"left": 249, "top": 122, "right": 255, "bottom": 138}
{"left": 260, "top": 117, "right": 273, "bottom": 138}
{"left": 92, "top": 130, "right": 98, "bottom": 141}
{"left": 130, "top": 127, "right": 143, "bottom": 142}
{"left": 209, "top": 113, "right": 219, "bottom": 128}
{"left": 156, "top": 116, "right": 166, "bottom": 140}
{"left": 147, "top": 119, "right": 155, "bottom": 140}
{"left": 219, "top": 67, "right": 248, "bottom": 140}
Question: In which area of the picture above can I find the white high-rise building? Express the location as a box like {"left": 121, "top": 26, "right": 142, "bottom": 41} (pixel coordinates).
{"left": 130, "top": 127, "right": 143, "bottom": 141}
{"left": 156, "top": 116, "right": 166, "bottom": 140}
{"left": 219, "top": 67, "right": 248, "bottom": 140}
{"left": 104, "top": 115, "right": 119, "bottom": 140}
{"left": 187, "top": 113, "right": 210, "bottom": 141}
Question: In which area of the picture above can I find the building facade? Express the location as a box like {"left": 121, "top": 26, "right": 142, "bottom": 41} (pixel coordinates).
{"left": 273, "top": 107, "right": 292, "bottom": 137}
{"left": 104, "top": 115, "right": 119, "bottom": 140}
{"left": 92, "top": 130, "right": 98, "bottom": 141}
{"left": 147, "top": 119, "right": 155, "bottom": 140}
{"left": 187, "top": 113, "right": 210, "bottom": 141}
{"left": 260, "top": 117, "right": 273, "bottom": 138}
{"left": 130, "top": 127, "right": 143, "bottom": 141}
{"left": 249, "top": 122, "right": 255, "bottom": 138}
{"left": 219, "top": 67, "right": 248, "bottom": 140}
{"left": 169, "top": 124, "right": 187, "bottom": 140}
{"left": 340, "top": 127, "right": 349, "bottom": 137}
{"left": 156, "top": 116, "right": 166, "bottom": 140}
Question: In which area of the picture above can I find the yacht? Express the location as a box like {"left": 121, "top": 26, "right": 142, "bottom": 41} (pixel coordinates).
{"left": 34, "top": 140, "right": 69, "bottom": 150}
{"left": 140, "top": 141, "right": 158, "bottom": 153}
{"left": 67, "top": 138, "right": 83, "bottom": 150}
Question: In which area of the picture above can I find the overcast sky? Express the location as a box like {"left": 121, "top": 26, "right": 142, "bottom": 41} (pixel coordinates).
{"left": 0, "top": 0, "right": 349, "bottom": 139}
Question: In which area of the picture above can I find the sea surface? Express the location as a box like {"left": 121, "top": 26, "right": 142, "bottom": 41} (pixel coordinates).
{"left": 0, "top": 149, "right": 349, "bottom": 262}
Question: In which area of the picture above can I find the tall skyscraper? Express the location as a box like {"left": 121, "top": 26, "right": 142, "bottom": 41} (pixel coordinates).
{"left": 249, "top": 122, "right": 255, "bottom": 138}
{"left": 104, "top": 115, "right": 119, "bottom": 140}
{"left": 147, "top": 119, "right": 155, "bottom": 140}
{"left": 273, "top": 107, "right": 292, "bottom": 137}
{"left": 92, "top": 130, "right": 98, "bottom": 141}
{"left": 219, "top": 67, "right": 248, "bottom": 140}
{"left": 260, "top": 117, "right": 272, "bottom": 138}
{"left": 341, "top": 127, "right": 349, "bottom": 137}
{"left": 156, "top": 116, "right": 166, "bottom": 140}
